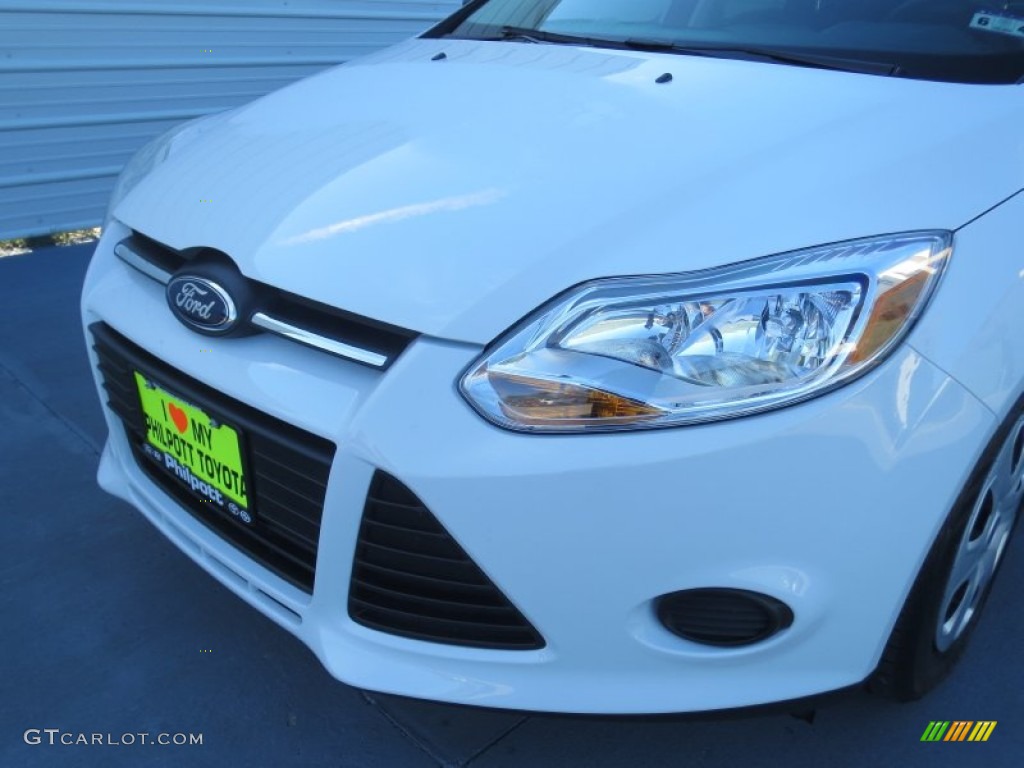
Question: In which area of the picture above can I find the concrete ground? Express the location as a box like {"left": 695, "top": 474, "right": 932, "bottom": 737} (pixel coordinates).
{"left": 1, "top": 244, "right": 1021, "bottom": 767}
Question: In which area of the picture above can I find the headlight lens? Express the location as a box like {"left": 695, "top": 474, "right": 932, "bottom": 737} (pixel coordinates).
{"left": 460, "top": 232, "right": 952, "bottom": 432}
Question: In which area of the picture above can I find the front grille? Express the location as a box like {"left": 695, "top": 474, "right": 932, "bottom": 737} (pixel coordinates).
{"left": 349, "top": 472, "right": 545, "bottom": 650}
{"left": 90, "top": 322, "right": 335, "bottom": 592}
{"left": 124, "top": 231, "right": 416, "bottom": 369}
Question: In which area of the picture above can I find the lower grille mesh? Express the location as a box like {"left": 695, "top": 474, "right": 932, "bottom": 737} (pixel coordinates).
{"left": 90, "top": 322, "right": 335, "bottom": 593}
{"left": 349, "top": 472, "right": 545, "bottom": 650}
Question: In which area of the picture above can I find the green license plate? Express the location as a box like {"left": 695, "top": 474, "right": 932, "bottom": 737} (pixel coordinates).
{"left": 134, "top": 372, "right": 252, "bottom": 523}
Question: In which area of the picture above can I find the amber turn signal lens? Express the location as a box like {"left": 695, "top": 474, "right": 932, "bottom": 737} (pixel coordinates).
{"left": 488, "top": 371, "right": 661, "bottom": 426}
{"left": 848, "top": 246, "right": 946, "bottom": 365}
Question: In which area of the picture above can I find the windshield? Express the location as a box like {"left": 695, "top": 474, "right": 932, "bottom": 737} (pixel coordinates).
{"left": 430, "top": 0, "right": 1024, "bottom": 84}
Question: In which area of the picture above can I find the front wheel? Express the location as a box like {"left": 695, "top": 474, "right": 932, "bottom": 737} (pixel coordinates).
{"left": 870, "top": 404, "right": 1024, "bottom": 700}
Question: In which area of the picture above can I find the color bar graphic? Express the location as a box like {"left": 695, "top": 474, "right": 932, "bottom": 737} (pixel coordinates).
{"left": 968, "top": 722, "right": 997, "bottom": 742}
{"left": 920, "top": 720, "right": 996, "bottom": 742}
{"left": 921, "top": 721, "right": 950, "bottom": 742}
{"left": 944, "top": 721, "right": 973, "bottom": 741}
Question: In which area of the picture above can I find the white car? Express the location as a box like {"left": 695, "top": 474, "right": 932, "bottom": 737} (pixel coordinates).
{"left": 82, "top": 0, "right": 1023, "bottom": 714}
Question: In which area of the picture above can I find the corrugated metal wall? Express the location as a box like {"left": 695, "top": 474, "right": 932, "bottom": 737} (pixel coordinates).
{"left": 0, "top": 0, "right": 459, "bottom": 240}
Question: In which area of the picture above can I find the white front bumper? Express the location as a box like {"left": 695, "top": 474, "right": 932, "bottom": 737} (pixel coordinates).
{"left": 82, "top": 225, "right": 995, "bottom": 714}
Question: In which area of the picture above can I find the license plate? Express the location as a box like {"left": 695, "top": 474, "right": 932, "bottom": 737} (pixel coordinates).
{"left": 134, "top": 372, "right": 253, "bottom": 524}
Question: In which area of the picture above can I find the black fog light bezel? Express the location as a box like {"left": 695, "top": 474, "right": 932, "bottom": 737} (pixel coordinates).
{"left": 656, "top": 588, "right": 795, "bottom": 647}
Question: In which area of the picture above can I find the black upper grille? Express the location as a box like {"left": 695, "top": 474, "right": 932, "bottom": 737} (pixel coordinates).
{"left": 126, "top": 230, "right": 417, "bottom": 369}
{"left": 90, "top": 322, "right": 335, "bottom": 592}
{"left": 349, "top": 472, "right": 545, "bottom": 650}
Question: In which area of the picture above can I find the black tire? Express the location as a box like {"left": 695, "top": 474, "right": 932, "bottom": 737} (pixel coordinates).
{"left": 869, "top": 397, "right": 1024, "bottom": 701}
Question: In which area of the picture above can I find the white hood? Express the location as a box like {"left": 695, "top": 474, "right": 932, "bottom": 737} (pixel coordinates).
{"left": 116, "top": 38, "right": 1024, "bottom": 344}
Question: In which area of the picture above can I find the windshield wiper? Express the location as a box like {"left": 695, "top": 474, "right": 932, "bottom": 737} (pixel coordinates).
{"left": 622, "top": 39, "right": 899, "bottom": 76}
{"left": 447, "top": 26, "right": 607, "bottom": 47}
{"left": 493, "top": 26, "right": 598, "bottom": 46}
{"left": 446, "top": 27, "right": 898, "bottom": 76}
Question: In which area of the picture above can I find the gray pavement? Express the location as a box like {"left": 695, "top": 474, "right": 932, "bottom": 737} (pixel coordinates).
{"left": 1, "top": 244, "right": 1021, "bottom": 767}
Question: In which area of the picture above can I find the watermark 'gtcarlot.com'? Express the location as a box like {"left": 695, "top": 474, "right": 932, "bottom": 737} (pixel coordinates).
{"left": 24, "top": 729, "right": 203, "bottom": 747}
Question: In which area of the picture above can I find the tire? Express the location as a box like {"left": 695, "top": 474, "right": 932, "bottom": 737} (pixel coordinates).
{"left": 869, "top": 399, "right": 1024, "bottom": 701}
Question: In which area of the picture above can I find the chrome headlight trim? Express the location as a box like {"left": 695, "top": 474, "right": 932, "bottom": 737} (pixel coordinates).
{"left": 460, "top": 232, "right": 953, "bottom": 433}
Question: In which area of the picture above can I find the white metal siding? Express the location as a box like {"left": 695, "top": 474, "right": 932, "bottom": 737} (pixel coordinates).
{"left": 0, "top": 1, "right": 459, "bottom": 239}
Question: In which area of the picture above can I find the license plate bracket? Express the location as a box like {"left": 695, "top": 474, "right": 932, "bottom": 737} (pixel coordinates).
{"left": 133, "top": 371, "right": 254, "bottom": 525}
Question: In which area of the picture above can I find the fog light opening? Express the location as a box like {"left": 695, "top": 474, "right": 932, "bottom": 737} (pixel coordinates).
{"left": 657, "top": 588, "right": 795, "bottom": 647}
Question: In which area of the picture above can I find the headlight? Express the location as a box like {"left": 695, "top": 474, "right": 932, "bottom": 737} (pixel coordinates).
{"left": 460, "top": 232, "right": 952, "bottom": 432}
{"left": 105, "top": 111, "right": 229, "bottom": 227}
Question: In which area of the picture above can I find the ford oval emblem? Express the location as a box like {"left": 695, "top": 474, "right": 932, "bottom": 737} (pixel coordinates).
{"left": 166, "top": 276, "right": 238, "bottom": 334}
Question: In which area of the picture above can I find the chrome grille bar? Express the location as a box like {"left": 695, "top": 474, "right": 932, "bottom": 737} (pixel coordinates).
{"left": 115, "top": 239, "right": 392, "bottom": 368}
{"left": 251, "top": 312, "right": 389, "bottom": 367}
{"left": 114, "top": 241, "right": 172, "bottom": 284}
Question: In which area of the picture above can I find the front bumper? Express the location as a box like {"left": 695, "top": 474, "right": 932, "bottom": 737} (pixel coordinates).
{"left": 82, "top": 224, "right": 995, "bottom": 714}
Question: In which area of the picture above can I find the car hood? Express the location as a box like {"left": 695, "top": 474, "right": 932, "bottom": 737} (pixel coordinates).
{"left": 115, "top": 38, "right": 1024, "bottom": 344}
